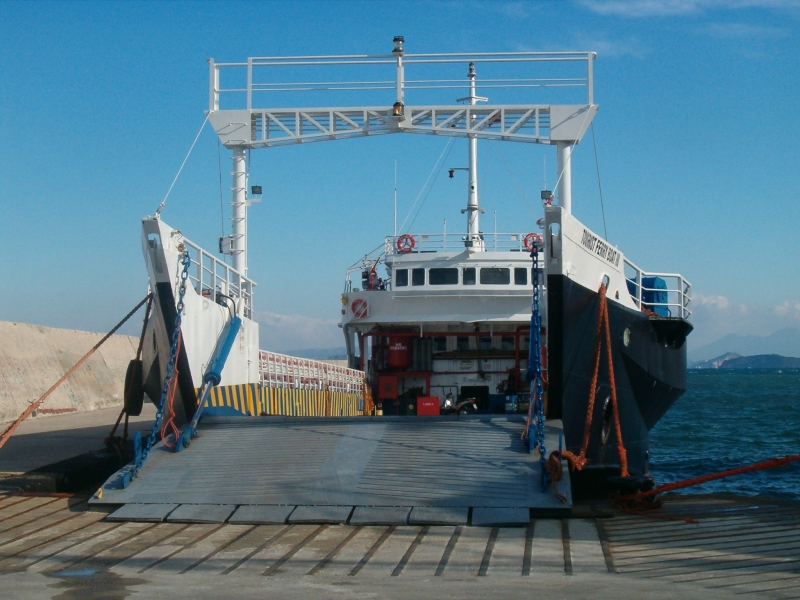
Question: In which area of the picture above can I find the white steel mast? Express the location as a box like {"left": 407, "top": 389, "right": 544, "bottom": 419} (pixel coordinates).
{"left": 231, "top": 147, "right": 247, "bottom": 274}
{"left": 465, "top": 62, "right": 485, "bottom": 251}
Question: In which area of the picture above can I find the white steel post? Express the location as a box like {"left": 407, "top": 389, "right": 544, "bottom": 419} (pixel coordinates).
{"left": 208, "top": 58, "right": 219, "bottom": 112}
{"left": 467, "top": 62, "right": 481, "bottom": 250}
{"left": 231, "top": 146, "right": 247, "bottom": 274}
{"left": 393, "top": 36, "right": 405, "bottom": 105}
{"left": 556, "top": 141, "right": 572, "bottom": 214}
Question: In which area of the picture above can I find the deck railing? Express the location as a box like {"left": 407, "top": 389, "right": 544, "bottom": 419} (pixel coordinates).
{"left": 258, "top": 350, "right": 365, "bottom": 394}
{"left": 182, "top": 237, "right": 255, "bottom": 319}
{"left": 624, "top": 259, "right": 692, "bottom": 321}
{"left": 385, "top": 232, "right": 534, "bottom": 255}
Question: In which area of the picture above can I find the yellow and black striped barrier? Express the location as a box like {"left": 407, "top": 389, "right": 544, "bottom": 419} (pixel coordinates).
{"left": 200, "top": 385, "right": 363, "bottom": 417}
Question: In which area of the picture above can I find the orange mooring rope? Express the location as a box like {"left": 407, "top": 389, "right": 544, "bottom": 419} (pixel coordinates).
{"left": 160, "top": 335, "right": 183, "bottom": 448}
{"left": 562, "top": 284, "right": 628, "bottom": 477}
{"left": 617, "top": 454, "right": 800, "bottom": 502}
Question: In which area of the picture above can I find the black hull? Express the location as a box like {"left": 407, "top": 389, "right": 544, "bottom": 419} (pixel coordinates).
{"left": 547, "top": 275, "right": 691, "bottom": 494}
{"left": 141, "top": 282, "right": 198, "bottom": 428}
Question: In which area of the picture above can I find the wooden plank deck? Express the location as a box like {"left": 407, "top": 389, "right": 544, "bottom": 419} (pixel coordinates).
{"left": 1, "top": 492, "right": 798, "bottom": 598}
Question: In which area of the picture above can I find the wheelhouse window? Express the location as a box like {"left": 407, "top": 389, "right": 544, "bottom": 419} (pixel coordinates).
{"left": 433, "top": 336, "right": 447, "bottom": 352}
{"left": 457, "top": 336, "right": 470, "bottom": 351}
{"left": 395, "top": 269, "right": 408, "bottom": 287}
{"left": 478, "top": 336, "right": 492, "bottom": 350}
{"left": 501, "top": 336, "right": 515, "bottom": 351}
{"left": 480, "top": 267, "right": 510, "bottom": 285}
{"left": 463, "top": 267, "right": 476, "bottom": 285}
{"left": 412, "top": 268, "right": 425, "bottom": 286}
{"left": 429, "top": 268, "right": 458, "bottom": 285}
{"left": 514, "top": 268, "right": 527, "bottom": 285}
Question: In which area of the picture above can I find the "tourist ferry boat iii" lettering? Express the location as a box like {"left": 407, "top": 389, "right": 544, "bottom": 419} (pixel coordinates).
{"left": 580, "top": 229, "right": 621, "bottom": 267}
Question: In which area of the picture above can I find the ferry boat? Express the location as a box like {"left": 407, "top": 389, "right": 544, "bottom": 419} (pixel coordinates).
{"left": 128, "top": 39, "right": 692, "bottom": 502}
{"left": 336, "top": 48, "right": 692, "bottom": 496}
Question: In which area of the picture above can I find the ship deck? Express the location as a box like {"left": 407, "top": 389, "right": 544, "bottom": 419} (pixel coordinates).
{"left": 90, "top": 416, "right": 572, "bottom": 523}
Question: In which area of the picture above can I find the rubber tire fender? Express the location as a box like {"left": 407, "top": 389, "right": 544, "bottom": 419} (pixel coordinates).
{"left": 124, "top": 359, "right": 145, "bottom": 416}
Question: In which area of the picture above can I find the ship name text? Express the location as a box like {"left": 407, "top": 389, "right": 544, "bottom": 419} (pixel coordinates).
{"left": 580, "top": 229, "right": 621, "bottom": 267}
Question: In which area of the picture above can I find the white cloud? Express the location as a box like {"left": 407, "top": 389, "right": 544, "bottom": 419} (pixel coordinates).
{"left": 253, "top": 310, "right": 345, "bottom": 353}
{"left": 516, "top": 33, "right": 648, "bottom": 59}
{"left": 774, "top": 301, "right": 800, "bottom": 318}
{"left": 578, "top": 0, "right": 704, "bottom": 17}
{"left": 694, "top": 293, "right": 731, "bottom": 310}
{"left": 578, "top": 0, "right": 800, "bottom": 17}
{"left": 690, "top": 293, "right": 800, "bottom": 347}
{"left": 573, "top": 33, "right": 649, "bottom": 58}
{"left": 701, "top": 22, "right": 790, "bottom": 38}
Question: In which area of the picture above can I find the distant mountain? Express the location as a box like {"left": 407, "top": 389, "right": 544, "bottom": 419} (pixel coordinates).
{"left": 689, "top": 328, "right": 800, "bottom": 362}
{"left": 720, "top": 354, "right": 800, "bottom": 369}
{"left": 279, "top": 347, "right": 348, "bottom": 360}
{"left": 690, "top": 352, "right": 741, "bottom": 369}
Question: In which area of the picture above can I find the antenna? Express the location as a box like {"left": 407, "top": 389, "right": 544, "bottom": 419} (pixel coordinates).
{"left": 394, "top": 160, "right": 397, "bottom": 238}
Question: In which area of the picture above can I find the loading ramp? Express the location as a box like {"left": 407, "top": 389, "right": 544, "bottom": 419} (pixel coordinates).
{"left": 91, "top": 416, "right": 571, "bottom": 525}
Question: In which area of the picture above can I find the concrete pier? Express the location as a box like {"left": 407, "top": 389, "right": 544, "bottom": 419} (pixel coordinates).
{"left": 0, "top": 492, "right": 797, "bottom": 598}
{"left": 0, "top": 321, "right": 138, "bottom": 424}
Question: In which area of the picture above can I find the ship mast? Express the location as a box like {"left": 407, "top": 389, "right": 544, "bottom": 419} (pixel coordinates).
{"left": 467, "top": 63, "right": 481, "bottom": 250}
{"left": 461, "top": 62, "right": 487, "bottom": 251}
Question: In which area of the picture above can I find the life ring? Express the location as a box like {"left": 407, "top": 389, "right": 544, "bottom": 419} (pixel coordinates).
{"left": 524, "top": 232, "right": 543, "bottom": 251}
{"left": 396, "top": 234, "right": 416, "bottom": 253}
{"left": 351, "top": 298, "right": 368, "bottom": 318}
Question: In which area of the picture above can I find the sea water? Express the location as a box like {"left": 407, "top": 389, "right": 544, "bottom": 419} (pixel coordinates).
{"left": 649, "top": 369, "right": 800, "bottom": 500}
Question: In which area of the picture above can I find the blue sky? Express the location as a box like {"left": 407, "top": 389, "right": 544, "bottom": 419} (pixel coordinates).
{"left": 1, "top": 0, "right": 799, "bottom": 351}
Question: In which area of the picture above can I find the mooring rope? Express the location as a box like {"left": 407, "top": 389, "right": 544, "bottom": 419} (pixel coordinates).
{"left": 0, "top": 294, "right": 152, "bottom": 451}
{"left": 562, "top": 283, "right": 628, "bottom": 477}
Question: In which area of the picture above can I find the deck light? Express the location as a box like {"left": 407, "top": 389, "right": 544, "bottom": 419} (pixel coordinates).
{"left": 392, "top": 102, "right": 404, "bottom": 117}
{"left": 540, "top": 190, "right": 552, "bottom": 200}
{"left": 251, "top": 186, "right": 262, "bottom": 196}
{"left": 449, "top": 169, "right": 455, "bottom": 178}
{"left": 392, "top": 36, "right": 405, "bottom": 55}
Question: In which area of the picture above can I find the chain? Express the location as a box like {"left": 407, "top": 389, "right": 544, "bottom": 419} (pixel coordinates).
{"left": 133, "top": 250, "right": 191, "bottom": 475}
{"left": 527, "top": 242, "right": 548, "bottom": 489}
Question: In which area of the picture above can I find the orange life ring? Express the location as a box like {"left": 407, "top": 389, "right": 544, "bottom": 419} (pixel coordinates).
{"left": 524, "top": 232, "right": 543, "bottom": 251}
{"left": 397, "top": 234, "right": 415, "bottom": 253}
{"left": 351, "top": 299, "right": 368, "bottom": 318}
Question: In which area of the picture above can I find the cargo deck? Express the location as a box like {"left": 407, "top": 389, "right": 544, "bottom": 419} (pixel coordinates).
{"left": 90, "top": 416, "right": 571, "bottom": 524}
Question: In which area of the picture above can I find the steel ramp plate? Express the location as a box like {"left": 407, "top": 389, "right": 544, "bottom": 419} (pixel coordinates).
{"left": 350, "top": 506, "right": 411, "bottom": 525}
{"left": 228, "top": 505, "right": 296, "bottom": 525}
{"left": 409, "top": 506, "right": 468, "bottom": 525}
{"left": 91, "top": 416, "right": 572, "bottom": 518}
{"left": 167, "top": 503, "right": 236, "bottom": 523}
{"left": 471, "top": 507, "right": 530, "bottom": 527}
{"left": 106, "top": 503, "right": 178, "bottom": 522}
{"left": 289, "top": 505, "right": 353, "bottom": 524}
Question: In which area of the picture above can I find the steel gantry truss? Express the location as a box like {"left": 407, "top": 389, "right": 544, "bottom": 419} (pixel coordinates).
{"left": 206, "top": 40, "right": 598, "bottom": 274}
{"left": 207, "top": 46, "right": 597, "bottom": 148}
{"left": 209, "top": 104, "right": 597, "bottom": 148}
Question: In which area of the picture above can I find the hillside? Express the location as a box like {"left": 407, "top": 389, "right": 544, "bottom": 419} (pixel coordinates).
{"left": 689, "top": 328, "right": 800, "bottom": 362}
{"left": 719, "top": 354, "right": 800, "bottom": 369}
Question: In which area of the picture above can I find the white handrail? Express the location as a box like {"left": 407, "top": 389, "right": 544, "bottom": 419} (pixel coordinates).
{"left": 624, "top": 258, "right": 692, "bottom": 321}
{"left": 210, "top": 49, "right": 595, "bottom": 112}
{"left": 258, "top": 350, "right": 364, "bottom": 393}
{"left": 182, "top": 236, "right": 256, "bottom": 319}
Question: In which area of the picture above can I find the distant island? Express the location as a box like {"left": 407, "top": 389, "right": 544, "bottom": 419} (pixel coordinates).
{"left": 689, "top": 327, "right": 800, "bottom": 363}
{"left": 691, "top": 353, "right": 800, "bottom": 369}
